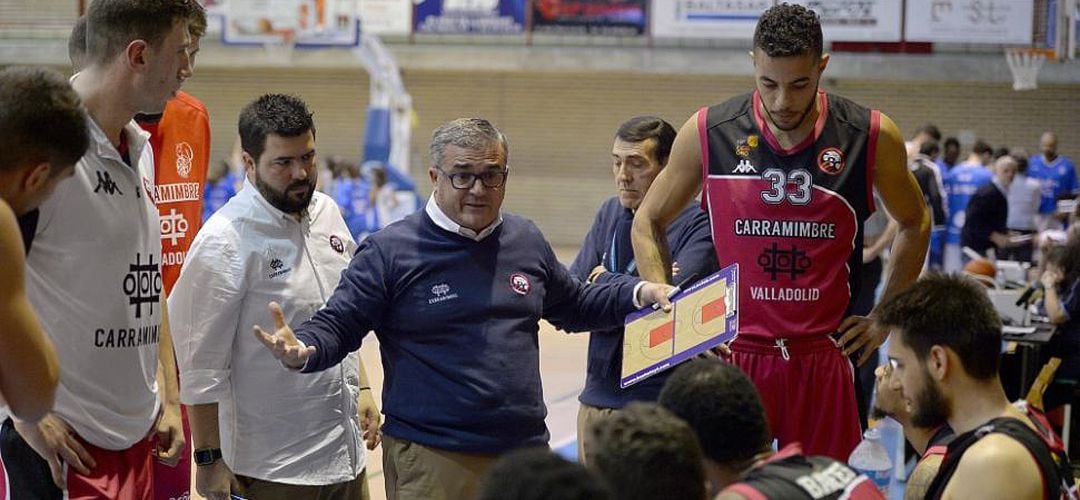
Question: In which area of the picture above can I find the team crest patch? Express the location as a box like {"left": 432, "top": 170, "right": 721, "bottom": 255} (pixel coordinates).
{"left": 736, "top": 135, "right": 760, "bottom": 159}
{"left": 175, "top": 142, "right": 194, "bottom": 178}
{"left": 736, "top": 142, "right": 751, "bottom": 158}
{"left": 329, "top": 235, "right": 345, "bottom": 254}
{"left": 510, "top": 273, "right": 531, "bottom": 296}
{"left": 817, "top": 147, "right": 845, "bottom": 175}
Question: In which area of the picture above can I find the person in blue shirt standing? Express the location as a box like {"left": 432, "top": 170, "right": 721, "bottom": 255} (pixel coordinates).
{"left": 569, "top": 116, "right": 716, "bottom": 465}
{"left": 1029, "top": 131, "right": 1078, "bottom": 231}
{"left": 943, "top": 140, "right": 994, "bottom": 273}
{"left": 251, "top": 118, "right": 675, "bottom": 500}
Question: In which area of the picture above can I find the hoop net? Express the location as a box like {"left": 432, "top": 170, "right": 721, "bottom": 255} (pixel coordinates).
{"left": 263, "top": 29, "right": 297, "bottom": 63}
{"left": 1005, "top": 48, "right": 1054, "bottom": 91}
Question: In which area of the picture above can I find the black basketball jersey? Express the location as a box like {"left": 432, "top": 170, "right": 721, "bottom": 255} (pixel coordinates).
{"left": 721, "top": 444, "right": 883, "bottom": 499}
{"left": 699, "top": 91, "right": 877, "bottom": 338}
{"left": 925, "top": 417, "right": 1077, "bottom": 500}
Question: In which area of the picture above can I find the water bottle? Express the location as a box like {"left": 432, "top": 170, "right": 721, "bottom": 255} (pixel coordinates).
{"left": 849, "top": 428, "right": 892, "bottom": 495}
{"left": 874, "top": 416, "right": 907, "bottom": 480}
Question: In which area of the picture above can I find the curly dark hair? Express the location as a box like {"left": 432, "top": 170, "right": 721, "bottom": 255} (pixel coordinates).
{"left": 659, "top": 359, "right": 771, "bottom": 465}
{"left": 477, "top": 447, "right": 612, "bottom": 500}
{"left": 876, "top": 273, "right": 1002, "bottom": 380}
{"left": 589, "top": 403, "right": 706, "bottom": 500}
{"left": 238, "top": 94, "right": 316, "bottom": 162}
{"left": 753, "top": 3, "right": 823, "bottom": 58}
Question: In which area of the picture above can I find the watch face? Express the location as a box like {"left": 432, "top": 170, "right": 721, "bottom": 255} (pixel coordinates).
{"left": 194, "top": 448, "right": 220, "bottom": 465}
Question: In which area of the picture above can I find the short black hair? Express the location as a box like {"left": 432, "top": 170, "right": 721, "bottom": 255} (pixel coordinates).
{"left": 919, "top": 140, "right": 940, "bottom": 158}
{"left": 876, "top": 273, "right": 1002, "bottom": 380}
{"left": 753, "top": 3, "right": 823, "bottom": 58}
{"left": 477, "top": 447, "right": 612, "bottom": 500}
{"left": 972, "top": 140, "right": 993, "bottom": 156}
{"left": 615, "top": 116, "right": 677, "bottom": 165}
{"left": 918, "top": 124, "right": 942, "bottom": 142}
{"left": 0, "top": 66, "right": 89, "bottom": 174}
{"left": 944, "top": 137, "right": 960, "bottom": 150}
{"left": 238, "top": 94, "right": 316, "bottom": 163}
{"left": 660, "top": 360, "right": 771, "bottom": 464}
{"left": 85, "top": 0, "right": 203, "bottom": 66}
{"left": 589, "top": 403, "right": 706, "bottom": 500}
{"left": 993, "top": 147, "right": 1011, "bottom": 160}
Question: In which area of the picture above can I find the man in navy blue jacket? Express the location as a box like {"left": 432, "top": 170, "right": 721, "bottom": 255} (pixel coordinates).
{"left": 570, "top": 116, "right": 717, "bottom": 465}
{"left": 253, "top": 118, "right": 674, "bottom": 500}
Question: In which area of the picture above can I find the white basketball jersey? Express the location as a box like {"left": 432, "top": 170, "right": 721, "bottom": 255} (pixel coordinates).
{"left": 25, "top": 117, "right": 162, "bottom": 450}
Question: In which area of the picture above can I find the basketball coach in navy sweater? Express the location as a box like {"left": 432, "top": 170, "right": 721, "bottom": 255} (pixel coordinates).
{"left": 569, "top": 116, "right": 717, "bottom": 465}
{"left": 253, "top": 118, "right": 675, "bottom": 500}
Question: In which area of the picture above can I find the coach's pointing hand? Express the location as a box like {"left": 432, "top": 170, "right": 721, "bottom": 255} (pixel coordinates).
{"left": 253, "top": 302, "right": 315, "bottom": 370}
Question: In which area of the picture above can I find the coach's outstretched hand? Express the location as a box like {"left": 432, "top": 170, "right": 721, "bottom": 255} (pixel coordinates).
{"left": 253, "top": 302, "right": 315, "bottom": 370}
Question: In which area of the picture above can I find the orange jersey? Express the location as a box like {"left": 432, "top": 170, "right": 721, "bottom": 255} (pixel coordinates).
{"left": 140, "top": 91, "right": 211, "bottom": 295}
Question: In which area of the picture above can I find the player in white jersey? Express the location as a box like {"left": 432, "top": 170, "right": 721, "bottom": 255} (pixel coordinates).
{"left": 0, "top": 66, "right": 88, "bottom": 423}
{"left": 0, "top": 1, "right": 204, "bottom": 498}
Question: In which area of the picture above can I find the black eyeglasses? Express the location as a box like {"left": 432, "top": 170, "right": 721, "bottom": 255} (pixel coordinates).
{"left": 436, "top": 166, "right": 509, "bottom": 190}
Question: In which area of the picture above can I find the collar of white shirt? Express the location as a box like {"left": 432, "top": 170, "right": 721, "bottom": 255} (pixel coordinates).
{"left": 424, "top": 194, "right": 503, "bottom": 241}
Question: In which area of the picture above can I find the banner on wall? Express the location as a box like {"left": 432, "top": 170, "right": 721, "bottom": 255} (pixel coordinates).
{"left": 651, "top": 0, "right": 772, "bottom": 39}
{"left": 904, "top": 0, "right": 1034, "bottom": 44}
{"left": 788, "top": 0, "right": 902, "bottom": 41}
{"left": 223, "top": 0, "right": 361, "bottom": 46}
{"left": 413, "top": 0, "right": 527, "bottom": 34}
{"left": 531, "top": 0, "right": 647, "bottom": 36}
{"left": 358, "top": 0, "right": 411, "bottom": 35}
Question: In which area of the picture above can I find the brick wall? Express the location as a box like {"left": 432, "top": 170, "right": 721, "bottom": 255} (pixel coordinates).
{"left": 182, "top": 67, "right": 1080, "bottom": 246}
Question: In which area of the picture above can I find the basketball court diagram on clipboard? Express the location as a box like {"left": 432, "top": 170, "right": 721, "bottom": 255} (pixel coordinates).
{"left": 621, "top": 264, "right": 739, "bottom": 388}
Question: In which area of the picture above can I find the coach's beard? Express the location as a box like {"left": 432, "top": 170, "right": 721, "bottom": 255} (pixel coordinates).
{"left": 255, "top": 174, "right": 316, "bottom": 215}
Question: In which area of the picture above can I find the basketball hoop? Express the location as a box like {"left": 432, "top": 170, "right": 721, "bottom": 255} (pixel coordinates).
{"left": 1005, "top": 48, "right": 1055, "bottom": 91}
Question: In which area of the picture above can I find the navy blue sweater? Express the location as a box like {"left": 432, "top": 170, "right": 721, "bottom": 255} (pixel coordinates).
{"left": 295, "top": 210, "right": 640, "bottom": 453}
{"left": 570, "top": 197, "right": 716, "bottom": 408}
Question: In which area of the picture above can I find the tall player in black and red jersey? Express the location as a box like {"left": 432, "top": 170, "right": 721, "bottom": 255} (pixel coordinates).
{"left": 632, "top": 4, "right": 929, "bottom": 461}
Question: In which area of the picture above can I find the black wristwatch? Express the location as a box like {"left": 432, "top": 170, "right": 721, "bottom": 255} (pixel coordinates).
{"left": 193, "top": 447, "right": 222, "bottom": 466}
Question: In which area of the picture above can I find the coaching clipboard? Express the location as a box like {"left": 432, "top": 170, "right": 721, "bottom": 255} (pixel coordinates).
{"left": 620, "top": 263, "right": 739, "bottom": 389}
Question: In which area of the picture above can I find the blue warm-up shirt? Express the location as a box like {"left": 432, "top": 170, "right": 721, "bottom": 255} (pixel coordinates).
{"left": 944, "top": 162, "right": 993, "bottom": 245}
{"left": 1028, "top": 154, "right": 1078, "bottom": 214}
{"left": 295, "top": 206, "right": 641, "bottom": 453}
{"left": 569, "top": 197, "right": 716, "bottom": 408}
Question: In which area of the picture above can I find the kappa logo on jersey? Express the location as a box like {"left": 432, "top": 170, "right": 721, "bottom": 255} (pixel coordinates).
{"left": 429, "top": 282, "right": 459, "bottom": 304}
{"left": 758, "top": 242, "right": 811, "bottom": 280}
{"left": 175, "top": 142, "right": 194, "bottom": 178}
{"left": 93, "top": 170, "right": 124, "bottom": 196}
{"left": 160, "top": 208, "right": 189, "bottom": 246}
{"left": 817, "top": 147, "right": 845, "bottom": 175}
{"left": 329, "top": 235, "right": 345, "bottom": 254}
{"left": 509, "top": 273, "right": 531, "bottom": 296}
{"left": 734, "top": 159, "right": 758, "bottom": 174}
{"left": 124, "top": 253, "right": 162, "bottom": 318}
